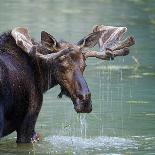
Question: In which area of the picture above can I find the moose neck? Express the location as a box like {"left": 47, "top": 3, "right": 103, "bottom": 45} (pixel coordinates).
{"left": 36, "top": 59, "right": 58, "bottom": 93}
{"left": 0, "top": 31, "right": 59, "bottom": 93}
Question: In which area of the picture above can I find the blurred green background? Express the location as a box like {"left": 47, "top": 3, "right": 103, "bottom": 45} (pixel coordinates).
{"left": 0, "top": 0, "right": 155, "bottom": 154}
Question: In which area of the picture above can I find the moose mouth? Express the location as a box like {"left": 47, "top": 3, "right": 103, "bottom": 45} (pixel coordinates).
{"left": 97, "top": 25, "right": 135, "bottom": 52}
{"left": 73, "top": 98, "right": 92, "bottom": 113}
{"left": 58, "top": 86, "right": 92, "bottom": 113}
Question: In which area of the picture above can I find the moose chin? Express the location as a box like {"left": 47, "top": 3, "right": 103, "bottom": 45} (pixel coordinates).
{"left": 0, "top": 25, "right": 135, "bottom": 143}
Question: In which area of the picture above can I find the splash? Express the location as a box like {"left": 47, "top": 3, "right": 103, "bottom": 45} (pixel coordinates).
{"left": 45, "top": 135, "right": 138, "bottom": 154}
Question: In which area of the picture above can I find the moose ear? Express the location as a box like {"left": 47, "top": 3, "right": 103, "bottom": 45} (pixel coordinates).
{"left": 77, "top": 31, "right": 102, "bottom": 48}
{"left": 41, "top": 31, "right": 60, "bottom": 51}
{"left": 11, "top": 27, "right": 35, "bottom": 54}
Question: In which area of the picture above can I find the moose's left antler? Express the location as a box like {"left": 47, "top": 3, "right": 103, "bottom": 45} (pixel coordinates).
{"left": 11, "top": 27, "right": 71, "bottom": 61}
{"left": 83, "top": 25, "right": 135, "bottom": 60}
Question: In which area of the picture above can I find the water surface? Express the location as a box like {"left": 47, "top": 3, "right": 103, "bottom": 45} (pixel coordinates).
{"left": 0, "top": 0, "right": 155, "bottom": 154}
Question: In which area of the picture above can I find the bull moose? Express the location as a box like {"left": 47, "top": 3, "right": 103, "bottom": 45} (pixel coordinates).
{"left": 0, "top": 25, "right": 135, "bottom": 143}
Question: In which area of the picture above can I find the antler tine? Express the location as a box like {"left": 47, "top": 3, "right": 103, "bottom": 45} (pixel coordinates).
{"left": 35, "top": 47, "right": 73, "bottom": 62}
{"left": 11, "top": 27, "right": 34, "bottom": 54}
{"left": 84, "top": 48, "right": 130, "bottom": 60}
{"left": 112, "top": 36, "right": 135, "bottom": 51}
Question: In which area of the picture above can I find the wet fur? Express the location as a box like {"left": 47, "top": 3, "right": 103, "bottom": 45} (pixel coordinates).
{"left": 0, "top": 30, "right": 92, "bottom": 142}
{"left": 0, "top": 32, "right": 52, "bottom": 142}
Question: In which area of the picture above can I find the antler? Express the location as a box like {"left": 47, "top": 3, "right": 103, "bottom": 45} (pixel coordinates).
{"left": 83, "top": 25, "right": 135, "bottom": 60}
{"left": 11, "top": 27, "right": 70, "bottom": 61}
{"left": 112, "top": 36, "right": 135, "bottom": 51}
{"left": 84, "top": 48, "right": 129, "bottom": 60}
{"left": 11, "top": 27, "right": 34, "bottom": 54}
{"left": 35, "top": 47, "right": 72, "bottom": 62}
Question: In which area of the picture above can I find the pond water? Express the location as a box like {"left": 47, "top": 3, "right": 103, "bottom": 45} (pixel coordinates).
{"left": 0, "top": 0, "right": 155, "bottom": 154}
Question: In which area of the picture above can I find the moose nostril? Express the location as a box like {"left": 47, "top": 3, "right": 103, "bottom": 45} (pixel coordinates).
{"left": 77, "top": 94, "right": 84, "bottom": 100}
{"left": 77, "top": 93, "right": 91, "bottom": 101}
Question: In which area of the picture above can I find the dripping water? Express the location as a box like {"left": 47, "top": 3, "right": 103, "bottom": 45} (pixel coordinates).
{"left": 120, "top": 59, "right": 124, "bottom": 136}
{"left": 78, "top": 114, "right": 87, "bottom": 138}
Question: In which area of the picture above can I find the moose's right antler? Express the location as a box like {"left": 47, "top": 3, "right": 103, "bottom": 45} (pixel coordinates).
{"left": 83, "top": 25, "right": 135, "bottom": 60}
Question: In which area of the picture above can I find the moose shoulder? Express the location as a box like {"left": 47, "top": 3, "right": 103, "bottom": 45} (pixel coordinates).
{"left": 0, "top": 26, "right": 135, "bottom": 143}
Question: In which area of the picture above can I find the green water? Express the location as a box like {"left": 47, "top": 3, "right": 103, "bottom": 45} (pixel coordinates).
{"left": 0, "top": 0, "right": 155, "bottom": 154}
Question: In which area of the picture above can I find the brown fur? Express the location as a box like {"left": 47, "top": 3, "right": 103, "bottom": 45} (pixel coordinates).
{"left": 0, "top": 31, "right": 92, "bottom": 143}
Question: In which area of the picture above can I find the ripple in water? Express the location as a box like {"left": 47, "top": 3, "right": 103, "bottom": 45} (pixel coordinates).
{"left": 45, "top": 136, "right": 138, "bottom": 153}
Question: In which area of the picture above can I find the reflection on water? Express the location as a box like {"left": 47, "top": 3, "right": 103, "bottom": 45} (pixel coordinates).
{"left": 0, "top": 0, "right": 155, "bottom": 154}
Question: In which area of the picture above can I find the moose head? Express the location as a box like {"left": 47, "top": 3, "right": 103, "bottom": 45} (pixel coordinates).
{"left": 11, "top": 25, "right": 135, "bottom": 113}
